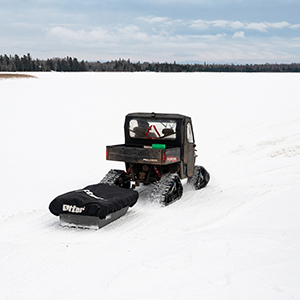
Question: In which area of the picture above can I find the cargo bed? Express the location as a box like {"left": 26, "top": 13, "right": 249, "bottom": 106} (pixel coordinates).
{"left": 106, "top": 144, "right": 181, "bottom": 165}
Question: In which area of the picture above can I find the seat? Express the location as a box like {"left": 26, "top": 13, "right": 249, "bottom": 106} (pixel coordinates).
{"left": 162, "top": 128, "right": 175, "bottom": 137}
{"left": 133, "top": 127, "right": 146, "bottom": 137}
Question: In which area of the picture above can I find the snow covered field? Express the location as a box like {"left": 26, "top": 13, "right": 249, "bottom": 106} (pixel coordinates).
{"left": 1, "top": 72, "right": 300, "bottom": 300}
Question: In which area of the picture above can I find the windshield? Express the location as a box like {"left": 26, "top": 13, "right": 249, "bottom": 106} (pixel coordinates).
{"left": 129, "top": 119, "right": 177, "bottom": 140}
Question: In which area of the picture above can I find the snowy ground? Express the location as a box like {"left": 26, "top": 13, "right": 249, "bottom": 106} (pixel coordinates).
{"left": 1, "top": 72, "right": 300, "bottom": 300}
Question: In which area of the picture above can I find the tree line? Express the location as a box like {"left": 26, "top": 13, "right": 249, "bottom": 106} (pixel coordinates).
{"left": 1, "top": 53, "right": 300, "bottom": 72}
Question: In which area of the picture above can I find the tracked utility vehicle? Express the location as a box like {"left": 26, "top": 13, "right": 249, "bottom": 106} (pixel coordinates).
{"left": 49, "top": 112, "right": 209, "bottom": 229}
{"left": 102, "top": 112, "right": 210, "bottom": 204}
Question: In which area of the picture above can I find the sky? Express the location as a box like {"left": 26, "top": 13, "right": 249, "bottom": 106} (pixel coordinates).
{"left": 1, "top": 0, "right": 300, "bottom": 64}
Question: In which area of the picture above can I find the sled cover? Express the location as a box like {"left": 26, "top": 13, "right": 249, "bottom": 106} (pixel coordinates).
{"left": 49, "top": 183, "right": 138, "bottom": 219}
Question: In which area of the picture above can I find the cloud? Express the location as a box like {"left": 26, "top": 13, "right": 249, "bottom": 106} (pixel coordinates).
{"left": 7, "top": 15, "right": 300, "bottom": 63}
{"left": 190, "top": 20, "right": 210, "bottom": 30}
{"left": 290, "top": 24, "right": 300, "bottom": 29}
{"left": 196, "top": 33, "right": 227, "bottom": 39}
{"left": 48, "top": 26, "right": 109, "bottom": 42}
{"left": 229, "top": 21, "right": 244, "bottom": 29}
{"left": 246, "top": 21, "right": 290, "bottom": 32}
{"left": 210, "top": 20, "right": 230, "bottom": 28}
{"left": 246, "top": 22, "right": 268, "bottom": 32}
{"left": 47, "top": 25, "right": 149, "bottom": 45}
{"left": 232, "top": 31, "right": 245, "bottom": 38}
{"left": 138, "top": 16, "right": 169, "bottom": 23}
{"left": 190, "top": 19, "right": 249, "bottom": 31}
{"left": 190, "top": 19, "right": 291, "bottom": 32}
{"left": 267, "top": 21, "right": 290, "bottom": 29}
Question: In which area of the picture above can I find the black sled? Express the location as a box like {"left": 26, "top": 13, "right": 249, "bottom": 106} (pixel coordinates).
{"left": 49, "top": 183, "right": 138, "bottom": 229}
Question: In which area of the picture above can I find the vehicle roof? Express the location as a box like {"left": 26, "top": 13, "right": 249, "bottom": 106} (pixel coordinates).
{"left": 126, "top": 112, "right": 191, "bottom": 120}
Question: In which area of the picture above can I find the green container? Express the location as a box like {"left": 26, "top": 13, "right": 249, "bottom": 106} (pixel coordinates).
{"left": 152, "top": 144, "right": 166, "bottom": 150}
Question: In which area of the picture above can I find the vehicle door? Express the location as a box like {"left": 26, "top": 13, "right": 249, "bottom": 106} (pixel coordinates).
{"left": 184, "top": 121, "right": 196, "bottom": 177}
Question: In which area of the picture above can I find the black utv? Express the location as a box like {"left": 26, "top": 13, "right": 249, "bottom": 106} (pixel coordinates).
{"left": 102, "top": 112, "right": 210, "bottom": 205}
